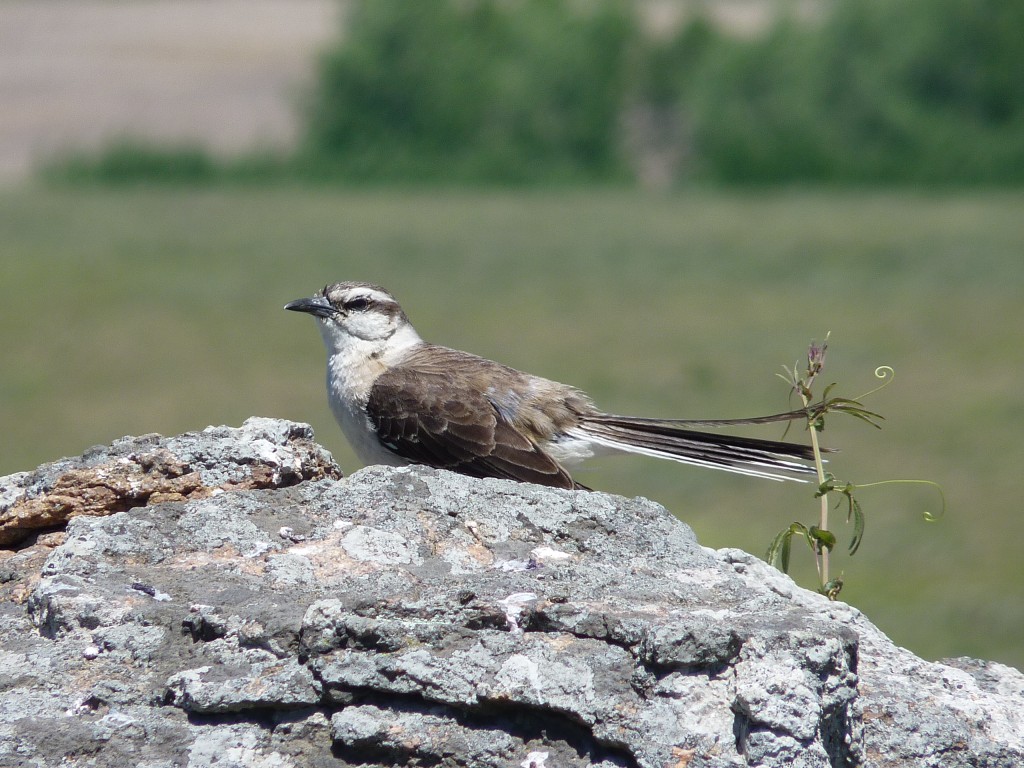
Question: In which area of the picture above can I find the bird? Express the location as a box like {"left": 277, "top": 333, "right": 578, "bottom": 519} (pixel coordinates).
{"left": 285, "top": 281, "right": 821, "bottom": 490}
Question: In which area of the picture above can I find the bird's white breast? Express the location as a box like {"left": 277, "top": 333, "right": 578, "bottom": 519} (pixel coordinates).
{"left": 325, "top": 353, "right": 407, "bottom": 467}
{"left": 321, "top": 325, "right": 422, "bottom": 468}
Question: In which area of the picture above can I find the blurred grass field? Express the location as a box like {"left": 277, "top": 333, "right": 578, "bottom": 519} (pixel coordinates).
{"left": 1, "top": 185, "right": 1022, "bottom": 668}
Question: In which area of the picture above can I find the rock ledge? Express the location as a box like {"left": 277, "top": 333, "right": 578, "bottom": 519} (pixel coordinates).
{"left": 1, "top": 419, "right": 1021, "bottom": 768}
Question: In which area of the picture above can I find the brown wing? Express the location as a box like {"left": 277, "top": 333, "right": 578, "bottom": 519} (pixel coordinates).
{"left": 366, "top": 346, "right": 580, "bottom": 489}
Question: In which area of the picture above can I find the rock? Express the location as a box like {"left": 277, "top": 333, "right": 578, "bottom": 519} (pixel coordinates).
{"left": 165, "top": 658, "right": 322, "bottom": 714}
{"left": 0, "top": 417, "right": 341, "bottom": 547}
{"left": 0, "top": 419, "right": 1021, "bottom": 767}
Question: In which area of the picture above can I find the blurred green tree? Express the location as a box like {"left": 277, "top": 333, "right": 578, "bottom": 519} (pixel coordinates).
{"left": 689, "top": 0, "right": 1024, "bottom": 184}
{"left": 44, "top": 0, "right": 1024, "bottom": 186}
{"left": 301, "top": 0, "right": 639, "bottom": 183}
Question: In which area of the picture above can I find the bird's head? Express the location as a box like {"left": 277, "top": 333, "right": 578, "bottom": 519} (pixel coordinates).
{"left": 285, "top": 282, "right": 421, "bottom": 355}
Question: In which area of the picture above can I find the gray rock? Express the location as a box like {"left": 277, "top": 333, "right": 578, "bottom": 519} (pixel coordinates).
{"left": 0, "top": 419, "right": 1021, "bottom": 767}
{"left": 0, "top": 417, "right": 341, "bottom": 547}
{"left": 165, "top": 658, "right": 321, "bottom": 713}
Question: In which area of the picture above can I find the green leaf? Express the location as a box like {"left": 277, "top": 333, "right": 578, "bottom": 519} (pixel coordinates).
{"left": 825, "top": 396, "right": 863, "bottom": 406}
{"left": 780, "top": 532, "right": 792, "bottom": 573}
{"left": 815, "top": 473, "right": 837, "bottom": 498}
{"left": 807, "top": 394, "right": 887, "bottom": 429}
{"left": 848, "top": 496, "right": 865, "bottom": 556}
{"left": 767, "top": 528, "right": 793, "bottom": 572}
{"left": 842, "top": 408, "right": 886, "bottom": 429}
{"left": 767, "top": 523, "right": 817, "bottom": 572}
{"left": 809, "top": 526, "right": 837, "bottom": 552}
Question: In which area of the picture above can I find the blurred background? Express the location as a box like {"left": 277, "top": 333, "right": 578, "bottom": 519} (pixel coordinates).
{"left": 1, "top": 0, "right": 1022, "bottom": 668}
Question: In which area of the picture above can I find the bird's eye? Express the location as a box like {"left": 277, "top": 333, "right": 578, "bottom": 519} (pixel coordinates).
{"left": 344, "top": 297, "right": 371, "bottom": 312}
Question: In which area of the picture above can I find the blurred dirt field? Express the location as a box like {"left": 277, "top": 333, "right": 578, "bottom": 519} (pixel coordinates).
{"left": 0, "top": 0, "right": 337, "bottom": 183}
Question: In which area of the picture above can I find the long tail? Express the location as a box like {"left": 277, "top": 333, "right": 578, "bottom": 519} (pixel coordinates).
{"left": 575, "top": 414, "right": 822, "bottom": 482}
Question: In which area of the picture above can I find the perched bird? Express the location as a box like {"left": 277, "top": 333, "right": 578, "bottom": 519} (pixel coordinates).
{"left": 285, "top": 282, "right": 819, "bottom": 490}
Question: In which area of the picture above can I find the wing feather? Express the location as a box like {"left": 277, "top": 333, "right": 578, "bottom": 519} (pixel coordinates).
{"left": 367, "top": 346, "right": 579, "bottom": 489}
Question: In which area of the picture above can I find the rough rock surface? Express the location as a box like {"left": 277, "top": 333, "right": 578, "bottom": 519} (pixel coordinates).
{"left": 0, "top": 419, "right": 1021, "bottom": 768}
{"left": 0, "top": 417, "right": 341, "bottom": 547}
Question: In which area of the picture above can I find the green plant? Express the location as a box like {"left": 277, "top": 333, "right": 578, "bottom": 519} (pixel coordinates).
{"left": 301, "top": 0, "right": 639, "bottom": 183}
{"left": 767, "top": 335, "right": 944, "bottom": 598}
{"left": 39, "top": 141, "right": 293, "bottom": 186}
{"left": 41, "top": 141, "right": 219, "bottom": 185}
{"left": 687, "top": 0, "right": 1024, "bottom": 184}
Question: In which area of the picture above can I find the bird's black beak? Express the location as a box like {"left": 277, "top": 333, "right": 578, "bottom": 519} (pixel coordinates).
{"left": 284, "top": 295, "right": 337, "bottom": 319}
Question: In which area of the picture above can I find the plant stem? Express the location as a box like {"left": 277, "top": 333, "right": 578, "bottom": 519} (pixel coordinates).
{"left": 802, "top": 393, "right": 830, "bottom": 588}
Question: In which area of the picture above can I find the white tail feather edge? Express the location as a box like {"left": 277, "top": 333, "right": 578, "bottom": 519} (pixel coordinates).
{"left": 568, "top": 428, "right": 812, "bottom": 483}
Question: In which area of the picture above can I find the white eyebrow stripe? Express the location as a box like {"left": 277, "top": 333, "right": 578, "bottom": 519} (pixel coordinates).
{"left": 346, "top": 288, "right": 396, "bottom": 304}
